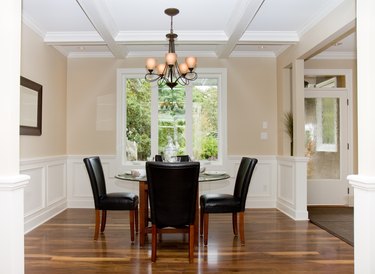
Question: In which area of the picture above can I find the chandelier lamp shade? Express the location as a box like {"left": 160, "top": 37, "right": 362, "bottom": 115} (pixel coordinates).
{"left": 145, "top": 8, "right": 198, "bottom": 89}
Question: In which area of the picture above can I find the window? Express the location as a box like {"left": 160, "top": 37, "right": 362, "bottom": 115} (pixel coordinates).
{"left": 116, "top": 68, "right": 227, "bottom": 166}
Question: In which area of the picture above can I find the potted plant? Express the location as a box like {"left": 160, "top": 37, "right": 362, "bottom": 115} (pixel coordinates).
{"left": 283, "top": 111, "right": 293, "bottom": 156}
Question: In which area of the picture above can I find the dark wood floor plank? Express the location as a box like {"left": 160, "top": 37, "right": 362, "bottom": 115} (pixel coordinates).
{"left": 25, "top": 208, "right": 353, "bottom": 273}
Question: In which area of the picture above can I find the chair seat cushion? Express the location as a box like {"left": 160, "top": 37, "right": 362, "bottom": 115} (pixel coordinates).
{"left": 200, "top": 194, "right": 241, "bottom": 213}
{"left": 99, "top": 192, "right": 138, "bottom": 210}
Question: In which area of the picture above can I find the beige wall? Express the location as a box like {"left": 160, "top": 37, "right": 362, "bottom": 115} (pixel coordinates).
{"left": 20, "top": 24, "right": 67, "bottom": 158}
{"left": 67, "top": 57, "right": 278, "bottom": 156}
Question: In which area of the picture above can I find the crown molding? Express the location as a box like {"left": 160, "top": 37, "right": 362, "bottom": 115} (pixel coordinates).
{"left": 230, "top": 50, "right": 276, "bottom": 58}
{"left": 312, "top": 51, "right": 356, "bottom": 60}
{"left": 44, "top": 31, "right": 104, "bottom": 44}
{"left": 126, "top": 50, "right": 218, "bottom": 58}
{"left": 240, "top": 31, "right": 299, "bottom": 43}
{"left": 68, "top": 51, "right": 114, "bottom": 58}
{"left": 116, "top": 31, "right": 228, "bottom": 42}
{"left": 22, "top": 13, "right": 46, "bottom": 38}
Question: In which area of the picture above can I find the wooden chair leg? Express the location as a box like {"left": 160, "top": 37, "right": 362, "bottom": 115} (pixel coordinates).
{"left": 239, "top": 211, "right": 245, "bottom": 245}
{"left": 94, "top": 209, "right": 100, "bottom": 240}
{"left": 232, "top": 212, "right": 238, "bottom": 236}
{"left": 200, "top": 207, "right": 204, "bottom": 236}
{"left": 203, "top": 213, "right": 209, "bottom": 246}
{"left": 189, "top": 224, "right": 195, "bottom": 263}
{"left": 100, "top": 210, "right": 107, "bottom": 232}
{"left": 129, "top": 210, "right": 135, "bottom": 242}
{"left": 151, "top": 224, "right": 157, "bottom": 262}
{"left": 135, "top": 207, "right": 139, "bottom": 233}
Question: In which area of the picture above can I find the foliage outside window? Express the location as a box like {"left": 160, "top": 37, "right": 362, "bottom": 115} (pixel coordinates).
{"left": 118, "top": 69, "right": 226, "bottom": 165}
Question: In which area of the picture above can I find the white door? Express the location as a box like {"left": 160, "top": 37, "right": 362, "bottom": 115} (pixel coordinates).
{"left": 304, "top": 69, "right": 353, "bottom": 205}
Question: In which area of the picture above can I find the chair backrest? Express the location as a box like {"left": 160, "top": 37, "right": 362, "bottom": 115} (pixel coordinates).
{"left": 146, "top": 161, "right": 200, "bottom": 228}
{"left": 177, "top": 155, "right": 190, "bottom": 162}
{"left": 154, "top": 154, "right": 163, "bottom": 162}
{"left": 154, "top": 154, "right": 190, "bottom": 162}
{"left": 83, "top": 156, "right": 107, "bottom": 209}
{"left": 233, "top": 157, "right": 258, "bottom": 211}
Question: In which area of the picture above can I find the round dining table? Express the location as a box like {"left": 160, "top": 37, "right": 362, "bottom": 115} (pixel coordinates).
{"left": 115, "top": 171, "right": 230, "bottom": 246}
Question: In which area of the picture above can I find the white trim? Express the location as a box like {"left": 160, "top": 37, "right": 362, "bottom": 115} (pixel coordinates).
{"left": 348, "top": 175, "right": 375, "bottom": 191}
{"left": 0, "top": 175, "right": 29, "bottom": 188}
{"left": 240, "top": 31, "right": 299, "bottom": 43}
{"left": 312, "top": 51, "right": 356, "bottom": 60}
{"left": 116, "top": 31, "right": 228, "bottom": 42}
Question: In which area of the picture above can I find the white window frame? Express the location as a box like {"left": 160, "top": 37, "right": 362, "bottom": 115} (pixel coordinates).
{"left": 116, "top": 68, "right": 227, "bottom": 169}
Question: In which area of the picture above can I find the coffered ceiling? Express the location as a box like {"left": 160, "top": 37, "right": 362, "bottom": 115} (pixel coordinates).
{"left": 22, "top": 0, "right": 355, "bottom": 59}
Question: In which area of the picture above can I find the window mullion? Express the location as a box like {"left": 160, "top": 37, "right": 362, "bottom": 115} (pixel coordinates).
{"left": 151, "top": 83, "right": 159, "bottom": 159}
{"left": 185, "top": 85, "right": 193, "bottom": 156}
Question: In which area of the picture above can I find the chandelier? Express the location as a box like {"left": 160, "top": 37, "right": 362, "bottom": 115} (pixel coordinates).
{"left": 145, "top": 8, "right": 198, "bottom": 89}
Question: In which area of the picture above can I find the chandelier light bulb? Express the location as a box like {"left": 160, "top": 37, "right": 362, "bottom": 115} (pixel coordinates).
{"left": 166, "top": 53, "right": 177, "bottom": 65}
{"left": 185, "top": 57, "right": 197, "bottom": 69}
{"left": 146, "top": 58, "right": 157, "bottom": 71}
{"left": 178, "top": 63, "right": 189, "bottom": 74}
{"left": 156, "top": 63, "right": 166, "bottom": 75}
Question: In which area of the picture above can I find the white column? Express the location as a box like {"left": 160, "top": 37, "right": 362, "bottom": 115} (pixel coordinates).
{"left": 348, "top": 0, "right": 375, "bottom": 273}
{"left": 0, "top": 177, "right": 29, "bottom": 274}
{"left": 348, "top": 176, "right": 375, "bottom": 274}
{"left": 0, "top": 0, "right": 29, "bottom": 274}
{"left": 291, "top": 59, "right": 305, "bottom": 157}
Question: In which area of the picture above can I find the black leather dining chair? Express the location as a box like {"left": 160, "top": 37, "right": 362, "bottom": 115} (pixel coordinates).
{"left": 200, "top": 157, "right": 258, "bottom": 245}
{"left": 155, "top": 154, "right": 190, "bottom": 162}
{"left": 83, "top": 156, "right": 139, "bottom": 241}
{"left": 146, "top": 161, "right": 200, "bottom": 262}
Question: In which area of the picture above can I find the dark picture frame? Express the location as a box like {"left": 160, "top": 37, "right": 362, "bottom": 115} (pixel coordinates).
{"left": 20, "top": 76, "right": 42, "bottom": 136}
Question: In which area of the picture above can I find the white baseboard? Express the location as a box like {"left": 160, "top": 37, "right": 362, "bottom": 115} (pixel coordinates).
{"left": 24, "top": 200, "right": 67, "bottom": 233}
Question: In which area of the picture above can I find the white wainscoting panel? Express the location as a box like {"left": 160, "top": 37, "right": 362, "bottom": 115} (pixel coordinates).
{"left": 20, "top": 156, "right": 67, "bottom": 233}
{"left": 47, "top": 163, "right": 66, "bottom": 206}
{"left": 22, "top": 167, "right": 45, "bottom": 217}
{"left": 276, "top": 156, "right": 308, "bottom": 220}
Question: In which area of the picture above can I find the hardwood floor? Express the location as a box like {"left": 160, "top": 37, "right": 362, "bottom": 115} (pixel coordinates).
{"left": 25, "top": 209, "right": 353, "bottom": 273}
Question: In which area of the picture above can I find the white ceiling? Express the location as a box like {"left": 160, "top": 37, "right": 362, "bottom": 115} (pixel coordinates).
{"left": 22, "top": 0, "right": 355, "bottom": 59}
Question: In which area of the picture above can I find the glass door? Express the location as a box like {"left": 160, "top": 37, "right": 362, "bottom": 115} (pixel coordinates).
{"left": 304, "top": 70, "right": 352, "bottom": 205}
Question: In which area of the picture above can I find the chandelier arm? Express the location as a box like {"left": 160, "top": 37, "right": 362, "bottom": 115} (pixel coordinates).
{"left": 184, "top": 71, "right": 198, "bottom": 81}
{"left": 177, "top": 77, "right": 189, "bottom": 86}
{"left": 145, "top": 72, "right": 161, "bottom": 82}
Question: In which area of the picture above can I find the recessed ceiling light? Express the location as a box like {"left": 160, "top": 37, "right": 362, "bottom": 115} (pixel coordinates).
{"left": 258, "top": 45, "right": 265, "bottom": 49}
{"left": 334, "top": 42, "right": 343, "bottom": 46}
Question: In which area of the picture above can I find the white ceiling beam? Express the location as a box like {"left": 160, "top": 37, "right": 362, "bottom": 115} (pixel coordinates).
{"left": 76, "top": 0, "right": 126, "bottom": 58}
{"left": 217, "top": 0, "right": 266, "bottom": 58}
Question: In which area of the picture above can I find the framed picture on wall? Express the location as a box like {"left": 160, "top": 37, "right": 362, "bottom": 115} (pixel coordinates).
{"left": 20, "top": 76, "right": 42, "bottom": 136}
